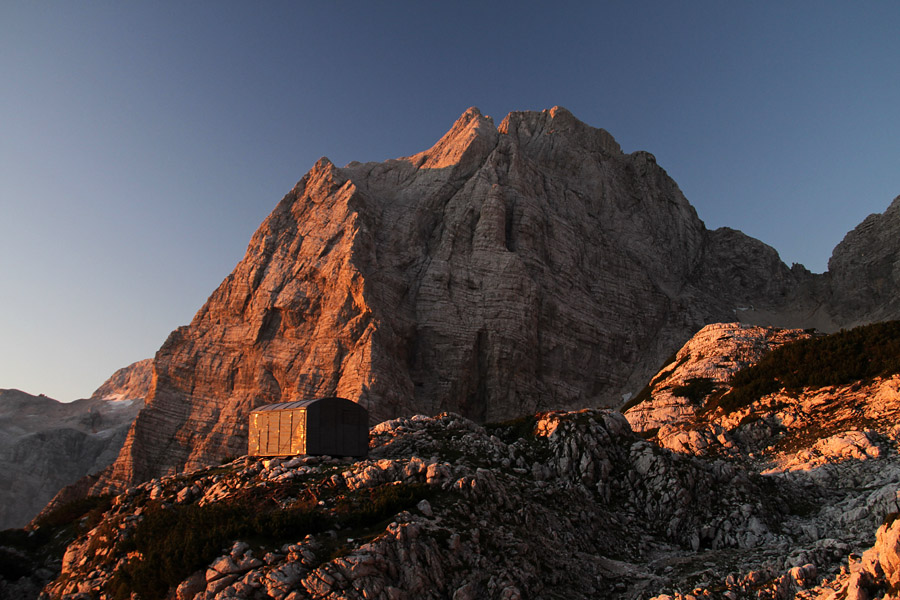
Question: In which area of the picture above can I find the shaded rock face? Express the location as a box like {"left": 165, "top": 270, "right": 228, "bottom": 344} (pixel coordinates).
{"left": 0, "top": 360, "right": 150, "bottom": 529}
{"left": 97, "top": 107, "right": 900, "bottom": 493}
{"left": 828, "top": 195, "right": 900, "bottom": 325}
{"left": 97, "top": 107, "right": 814, "bottom": 492}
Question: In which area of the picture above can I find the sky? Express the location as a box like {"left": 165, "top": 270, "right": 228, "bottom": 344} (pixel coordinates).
{"left": 1, "top": 2, "right": 899, "bottom": 402}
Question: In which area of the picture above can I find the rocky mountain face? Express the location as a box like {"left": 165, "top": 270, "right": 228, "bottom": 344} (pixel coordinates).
{"left": 13, "top": 321, "right": 899, "bottom": 600}
{"left": 827, "top": 195, "right": 900, "bottom": 326}
{"left": 91, "top": 106, "right": 900, "bottom": 494}
{"left": 0, "top": 360, "right": 151, "bottom": 530}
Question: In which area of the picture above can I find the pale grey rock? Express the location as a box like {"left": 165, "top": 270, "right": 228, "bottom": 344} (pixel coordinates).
{"left": 624, "top": 322, "right": 900, "bottom": 600}
{"left": 41, "top": 410, "right": 800, "bottom": 600}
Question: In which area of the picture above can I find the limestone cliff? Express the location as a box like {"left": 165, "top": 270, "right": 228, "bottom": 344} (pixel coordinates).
{"left": 95, "top": 107, "right": 900, "bottom": 493}
{"left": 89, "top": 358, "right": 152, "bottom": 402}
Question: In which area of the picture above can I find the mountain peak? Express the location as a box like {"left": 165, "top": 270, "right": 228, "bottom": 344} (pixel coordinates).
{"left": 405, "top": 107, "right": 497, "bottom": 171}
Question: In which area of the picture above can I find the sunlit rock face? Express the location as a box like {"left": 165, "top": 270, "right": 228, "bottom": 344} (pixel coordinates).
{"left": 0, "top": 360, "right": 150, "bottom": 529}
{"left": 623, "top": 322, "right": 900, "bottom": 468}
{"left": 623, "top": 322, "right": 811, "bottom": 436}
{"left": 94, "top": 108, "right": 896, "bottom": 492}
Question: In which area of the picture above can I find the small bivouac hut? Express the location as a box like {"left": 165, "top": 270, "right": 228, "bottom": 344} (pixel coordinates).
{"left": 248, "top": 397, "right": 368, "bottom": 457}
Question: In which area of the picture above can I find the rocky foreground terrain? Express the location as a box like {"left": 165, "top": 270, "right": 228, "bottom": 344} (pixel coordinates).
{"left": 95, "top": 106, "right": 900, "bottom": 493}
{"left": 0, "top": 360, "right": 151, "bottom": 530}
{"left": 2, "top": 321, "right": 899, "bottom": 599}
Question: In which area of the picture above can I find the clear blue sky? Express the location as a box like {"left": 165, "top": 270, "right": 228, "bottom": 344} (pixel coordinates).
{"left": 2, "top": 2, "right": 898, "bottom": 401}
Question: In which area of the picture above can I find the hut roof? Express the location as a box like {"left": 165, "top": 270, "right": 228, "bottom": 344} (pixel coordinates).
{"left": 250, "top": 397, "right": 358, "bottom": 413}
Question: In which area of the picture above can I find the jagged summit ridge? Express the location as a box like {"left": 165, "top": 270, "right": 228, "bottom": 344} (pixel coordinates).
{"left": 401, "top": 106, "right": 498, "bottom": 171}
{"left": 92, "top": 107, "right": 899, "bottom": 492}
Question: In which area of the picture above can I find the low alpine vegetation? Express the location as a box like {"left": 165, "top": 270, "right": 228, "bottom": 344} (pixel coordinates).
{"left": 716, "top": 320, "right": 900, "bottom": 413}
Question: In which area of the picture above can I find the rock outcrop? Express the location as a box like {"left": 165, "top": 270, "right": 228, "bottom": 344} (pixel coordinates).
{"left": 625, "top": 322, "right": 900, "bottom": 599}
{"left": 623, "top": 322, "right": 900, "bottom": 463}
{"left": 39, "top": 410, "right": 797, "bottom": 600}
{"left": 97, "top": 106, "right": 888, "bottom": 493}
{"left": 0, "top": 360, "right": 150, "bottom": 529}
{"left": 34, "top": 397, "right": 900, "bottom": 600}
{"left": 4, "top": 322, "right": 898, "bottom": 600}
{"left": 623, "top": 322, "right": 811, "bottom": 436}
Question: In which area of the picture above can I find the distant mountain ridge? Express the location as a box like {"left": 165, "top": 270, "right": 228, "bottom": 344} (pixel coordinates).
{"left": 0, "top": 359, "right": 151, "bottom": 529}
{"left": 89, "top": 106, "right": 899, "bottom": 494}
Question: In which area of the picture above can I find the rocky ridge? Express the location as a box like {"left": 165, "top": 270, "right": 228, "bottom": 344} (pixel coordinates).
{"left": 92, "top": 107, "right": 900, "bottom": 494}
{"left": 37, "top": 410, "right": 801, "bottom": 600}
{"left": 0, "top": 360, "right": 151, "bottom": 530}
{"left": 90, "top": 360, "right": 153, "bottom": 403}
{"left": 27, "top": 394, "right": 900, "bottom": 599}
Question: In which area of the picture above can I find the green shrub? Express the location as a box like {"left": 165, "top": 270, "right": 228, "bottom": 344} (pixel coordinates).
{"left": 485, "top": 414, "right": 539, "bottom": 443}
{"left": 718, "top": 321, "right": 900, "bottom": 414}
{"left": 108, "top": 482, "right": 434, "bottom": 599}
{"left": 111, "top": 502, "right": 256, "bottom": 599}
{"left": 32, "top": 494, "right": 113, "bottom": 531}
{"left": 671, "top": 377, "right": 717, "bottom": 403}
